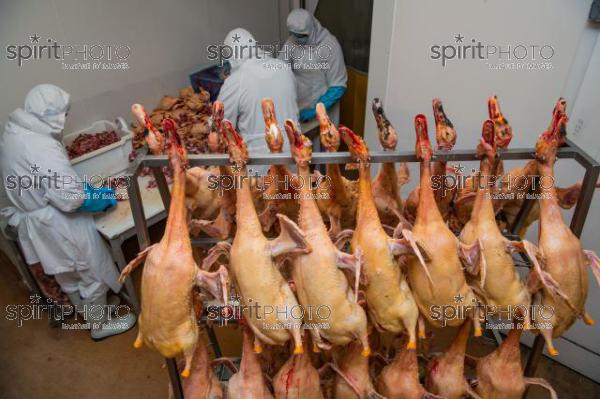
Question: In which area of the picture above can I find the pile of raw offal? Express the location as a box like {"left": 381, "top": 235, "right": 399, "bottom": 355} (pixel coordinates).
{"left": 66, "top": 130, "right": 120, "bottom": 159}
{"left": 131, "top": 86, "right": 212, "bottom": 154}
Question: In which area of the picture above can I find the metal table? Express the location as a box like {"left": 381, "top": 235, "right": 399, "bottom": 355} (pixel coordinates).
{"left": 124, "top": 137, "right": 599, "bottom": 399}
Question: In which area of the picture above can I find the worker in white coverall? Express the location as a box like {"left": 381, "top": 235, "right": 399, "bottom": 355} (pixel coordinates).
{"left": 281, "top": 8, "right": 347, "bottom": 124}
{"left": 217, "top": 28, "right": 299, "bottom": 176}
{"left": 0, "top": 84, "right": 136, "bottom": 340}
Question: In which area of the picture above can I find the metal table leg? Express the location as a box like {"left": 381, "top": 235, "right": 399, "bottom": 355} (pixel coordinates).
{"left": 524, "top": 335, "right": 546, "bottom": 375}
{"left": 166, "top": 358, "right": 184, "bottom": 399}
{"left": 108, "top": 236, "right": 140, "bottom": 313}
{"left": 569, "top": 165, "right": 600, "bottom": 236}
{"left": 206, "top": 324, "right": 225, "bottom": 380}
{"left": 152, "top": 166, "right": 171, "bottom": 210}
{"left": 126, "top": 174, "right": 151, "bottom": 249}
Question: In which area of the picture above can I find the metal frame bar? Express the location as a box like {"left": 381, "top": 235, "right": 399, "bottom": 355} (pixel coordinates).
{"left": 126, "top": 174, "right": 151, "bottom": 250}
{"left": 107, "top": 236, "right": 140, "bottom": 313}
{"left": 125, "top": 139, "right": 599, "bottom": 399}
{"left": 140, "top": 145, "right": 579, "bottom": 168}
{"left": 166, "top": 357, "right": 183, "bottom": 398}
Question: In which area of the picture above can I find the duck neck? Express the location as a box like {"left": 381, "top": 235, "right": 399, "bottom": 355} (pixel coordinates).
{"left": 240, "top": 330, "right": 262, "bottom": 375}
{"left": 432, "top": 160, "right": 448, "bottom": 201}
{"left": 471, "top": 157, "right": 496, "bottom": 222}
{"left": 432, "top": 160, "right": 447, "bottom": 177}
{"left": 297, "top": 163, "right": 323, "bottom": 230}
{"left": 271, "top": 164, "right": 289, "bottom": 176}
{"left": 380, "top": 162, "right": 399, "bottom": 192}
{"left": 416, "top": 159, "right": 444, "bottom": 225}
{"left": 498, "top": 328, "right": 523, "bottom": 364}
{"left": 357, "top": 162, "right": 380, "bottom": 224}
{"left": 234, "top": 166, "right": 262, "bottom": 232}
{"left": 327, "top": 163, "right": 349, "bottom": 203}
{"left": 537, "top": 161, "right": 562, "bottom": 228}
{"left": 446, "top": 321, "right": 470, "bottom": 361}
{"left": 163, "top": 158, "right": 189, "bottom": 246}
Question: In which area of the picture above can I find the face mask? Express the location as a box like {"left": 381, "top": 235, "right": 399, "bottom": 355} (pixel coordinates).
{"left": 47, "top": 112, "right": 67, "bottom": 141}
{"left": 291, "top": 33, "right": 309, "bottom": 45}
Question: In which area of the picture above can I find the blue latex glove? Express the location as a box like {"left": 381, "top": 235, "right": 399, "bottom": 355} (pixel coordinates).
{"left": 317, "top": 86, "right": 346, "bottom": 110}
{"left": 299, "top": 107, "right": 315, "bottom": 122}
{"left": 79, "top": 184, "right": 117, "bottom": 213}
{"left": 298, "top": 86, "right": 346, "bottom": 122}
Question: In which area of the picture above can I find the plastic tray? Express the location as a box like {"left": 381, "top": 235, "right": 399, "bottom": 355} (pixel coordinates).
{"left": 62, "top": 118, "right": 133, "bottom": 178}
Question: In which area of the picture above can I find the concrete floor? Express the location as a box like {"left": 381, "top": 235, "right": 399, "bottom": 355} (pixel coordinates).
{"left": 1, "top": 245, "right": 599, "bottom": 398}
{"left": 0, "top": 251, "right": 167, "bottom": 398}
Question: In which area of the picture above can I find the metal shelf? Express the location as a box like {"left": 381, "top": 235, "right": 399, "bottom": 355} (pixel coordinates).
{"left": 125, "top": 137, "right": 599, "bottom": 399}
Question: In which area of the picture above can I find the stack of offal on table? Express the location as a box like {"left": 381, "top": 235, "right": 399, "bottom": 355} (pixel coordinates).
{"left": 130, "top": 86, "right": 213, "bottom": 189}
{"left": 117, "top": 95, "right": 600, "bottom": 399}
{"left": 131, "top": 86, "right": 213, "bottom": 154}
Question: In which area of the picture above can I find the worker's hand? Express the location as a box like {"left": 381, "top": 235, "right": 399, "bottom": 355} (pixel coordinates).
{"left": 299, "top": 107, "right": 316, "bottom": 122}
{"left": 79, "top": 184, "right": 117, "bottom": 213}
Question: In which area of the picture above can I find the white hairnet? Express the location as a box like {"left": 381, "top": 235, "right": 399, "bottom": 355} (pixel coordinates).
{"left": 223, "top": 28, "right": 265, "bottom": 70}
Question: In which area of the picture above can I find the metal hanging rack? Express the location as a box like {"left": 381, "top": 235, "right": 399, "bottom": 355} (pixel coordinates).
{"left": 124, "top": 137, "right": 599, "bottom": 399}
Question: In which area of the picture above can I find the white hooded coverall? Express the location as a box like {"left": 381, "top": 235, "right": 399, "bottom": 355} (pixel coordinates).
{"left": 281, "top": 9, "right": 347, "bottom": 118}
{"left": 1, "top": 84, "right": 120, "bottom": 301}
{"left": 217, "top": 28, "right": 299, "bottom": 175}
